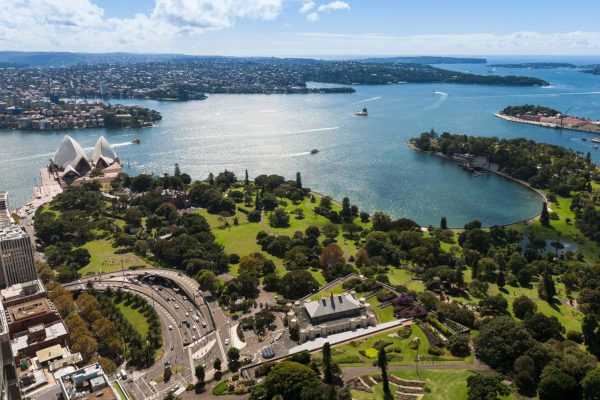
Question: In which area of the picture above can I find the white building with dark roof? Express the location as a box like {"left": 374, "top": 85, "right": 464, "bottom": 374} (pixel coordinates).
{"left": 288, "top": 292, "right": 376, "bottom": 343}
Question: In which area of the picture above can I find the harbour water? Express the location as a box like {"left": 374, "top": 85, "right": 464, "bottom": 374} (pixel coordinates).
{"left": 2, "top": 57, "right": 600, "bottom": 227}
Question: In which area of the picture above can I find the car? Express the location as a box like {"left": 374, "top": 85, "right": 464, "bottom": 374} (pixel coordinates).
{"left": 201, "top": 321, "right": 206, "bottom": 328}
{"left": 174, "top": 304, "right": 179, "bottom": 309}
{"left": 192, "top": 335, "right": 196, "bottom": 341}
{"left": 168, "top": 325, "right": 173, "bottom": 330}
{"left": 183, "top": 296, "right": 187, "bottom": 301}
{"left": 185, "top": 312, "right": 189, "bottom": 317}
{"left": 109, "top": 274, "right": 115, "bottom": 278}
{"left": 192, "top": 325, "right": 196, "bottom": 330}
{"left": 126, "top": 272, "right": 131, "bottom": 276}
{"left": 158, "top": 286, "right": 163, "bottom": 291}
{"left": 194, "top": 316, "right": 199, "bottom": 322}
{"left": 170, "top": 345, "right": 174, "bottom": 351}
{"left": 171, "top": 297, "right": 175, "bottom": 301}
{"left": 183, "top": 341, "right": 189, "bottom": 346}
{"left": 225, "top": 339, "right": 229, "bottom": 345}
{"left": 178, "top": 273, "right": 183, "bottom": 277}
{"left": 270, "top": 339, "right": 274, "bottom": 344}
{"left": 196, "top": 311, "right": 200, "bottom": 316}
{"left": 189, "top": 307, "right": 193, "bottom": 312}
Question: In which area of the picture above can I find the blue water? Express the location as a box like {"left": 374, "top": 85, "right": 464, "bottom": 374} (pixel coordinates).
{"left": 2, "top": 57, "right": 600, "bottom": 228}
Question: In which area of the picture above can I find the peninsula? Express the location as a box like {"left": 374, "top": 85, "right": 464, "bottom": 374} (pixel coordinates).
{"left": 495, "top": 104, "right": 600, "bottom": 134}
{"left": 0, "top": 55, "right": 547, "bottom": 103}
{"left": 0, "top": 99, "right": 162, "bottom": 131}
{"left": 488, "top": 62, "right": 577, "bottom": 69}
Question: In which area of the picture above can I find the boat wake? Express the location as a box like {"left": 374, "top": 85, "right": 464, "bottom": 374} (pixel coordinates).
{"left": 351, "top": 96, "right": 381, "bottom": 104}
{"left": 288, "top": 151, "right": 312, "bottom": 157}
{"left": 286, "top": 127, "right": 339, "bottom": 135}
{"left": 433, "top": 91, "right": 448, "bottom": 96}
{"left": 111, "top": 141, "right": 135, "bottom": 148}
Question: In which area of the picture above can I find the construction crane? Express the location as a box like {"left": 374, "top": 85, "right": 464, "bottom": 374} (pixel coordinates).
{"left": 559, "top": 106, "right": 573, "bottom": 128}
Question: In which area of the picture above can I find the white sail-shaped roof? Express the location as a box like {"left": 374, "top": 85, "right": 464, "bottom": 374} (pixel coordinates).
{"left": 92, "top": 136, "right": 118, "bottom": 167}
{"left": 51, "top": 135, "right": 90, "bottom": 173}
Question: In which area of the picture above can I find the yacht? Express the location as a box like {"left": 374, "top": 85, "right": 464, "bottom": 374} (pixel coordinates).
{"left": 310, "top": 149, "right": 319, "bottom": 154}
{"left": 355, "top": 107, "right": 368, "bottom": 116}
{"left": 131, "top": 138, "right": 141, "bottom": 144}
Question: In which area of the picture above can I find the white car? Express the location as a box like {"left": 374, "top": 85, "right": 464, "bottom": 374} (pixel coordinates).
{"left": 201, "top": 321, "right": 206, "bottom": 328}
{"left": 185, "top": 312, "right": 189, "bottom": 317}
{"left": 168, "top": 325, "right": 173, "bottom": 330}
{"left": 174, "top": 304, "right": 179, "bottom": 309}
{"left": 224, "top": 338, "right": 229, "bottom": 345}
{"left": 192, "top": 335, "right": 196, "bottom": 341}
{"left": 192, "top": 325, "right": 197, "bottom": 330}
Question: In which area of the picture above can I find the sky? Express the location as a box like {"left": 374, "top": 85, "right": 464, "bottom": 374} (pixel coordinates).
{"left": 1, "top": 0, "right": 600, "bottom": 56}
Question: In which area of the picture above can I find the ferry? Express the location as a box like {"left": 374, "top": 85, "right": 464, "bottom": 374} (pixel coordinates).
{"left": 131, "top": 138, "right": 141, "bottom": 144}
{"left": 355, "top": 107, "right": 368, "bottom": 116}
{"left": 310, "top": 149, "right": 319, "bottom": 154}
{"left": 592, "top": 138, "right": 600, "bottom": 143}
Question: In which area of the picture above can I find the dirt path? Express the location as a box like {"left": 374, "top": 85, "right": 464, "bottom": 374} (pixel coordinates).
{"left": 259, "top": 210, "right": 277, "bottom": 236}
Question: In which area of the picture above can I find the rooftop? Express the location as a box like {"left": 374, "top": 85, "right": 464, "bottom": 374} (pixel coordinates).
{"left": 36, "top": 344, "right": 66, "bottom": 364}
{"left": 12, "top": 321, "right": 68, "bottom": 354}
{"left": 0, "top": 190, "right": 12, "bottom": 228}
{"left": 60, "top": 362, "right": 116, "bottom": 400}
{"left": 1, "top": 279, "right": 45, "bottom": 303}
{"left": 304, "top": 293, "right": 363, "bottom": 321}
{"left": 0, "top": 224, "right": 27, "bottom": 241}
{"left": 7, "top": 298, "right": 53, "bottom": 322}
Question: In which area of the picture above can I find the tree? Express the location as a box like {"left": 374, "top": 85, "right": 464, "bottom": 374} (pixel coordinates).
{"left": 322, "top": 342, "right": 332, "bottom": 384}
{"left": 538, "top": 366, "right": 579, "bottom": 400}
{"left": 440, "top": 216, "right": 447, "bottom": 229}
{"left": 447, "top": 334, "right": 471, "bottom": 357}
{"left": 478, "top": 294, "right": 508, "bottom": 316}
{"left": 539, "top": 273, "right": 556, "bottom": 302}
{"left": 279, "top": 270, "right": 319, "bottom": 299}
{"left": 497, "top": 270, "right": 505, "bottom": 289}
{"left": 582, "top": 367, "right": 600, "bottom": 400}
{"left": 131, "top": 174, "right": 154, "bottom": 192}
{"left": 254, "top": 309, "right": 276, "bottom": 332}
{"left": 72, "top": 335, "right": 98, "bottom": 362}
{"left": 214, "top": 358, "right": 222, "bottom": 371}
{"left": 523, "top": 312, "right": 565, "bottom": 342}
{"left": 245, "top": 170, "right": 250, "bottom": 185}
{"left": 296, "top": 172, "right": 302, "bottom": 188}
{"left": 196, "top": 270, "right": 218, "bottom": 293}
{"left": 582, "top": 314, "right": 600, "bottom": 357}
{"left": 36, "top": 261, "right": 54, "bottom": 283}
{"left": 195, "top": 365, "right": 205, "bottom": 385}
{"left": 227, "top": 347, "right": 241, "bottom": 371}
{"left": 268, "top": 208, "right": 290, "bottom": 228}
{"left": 466, "top": 374, "right": 509, "bottom": 400}
{"left": 378, "top": 347, "right": 392, "bottom": 400}
{"left": 341, "top": 197, "right": 352, "bottom": 221}
{"left": 319, "top": 244, "right": 345, "bottom": 269}
{"left": 263, "top": 361, "right": 318, "bottom": 400}
{"left": 541, "top": 202, "right": 550, "bottom": 226}
{"left": 512, "top": 295, "right": 537, "bottom": 319}
{"left": 473, "top": 316, "right": 537, "bottom": 372}
{"left": 76, "top": 293, "right": 101, "bottom": 323}
{"left": 372, "top": 212, "right": 391, "bottom": 232}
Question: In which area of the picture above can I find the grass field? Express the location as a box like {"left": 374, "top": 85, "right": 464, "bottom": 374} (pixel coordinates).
{"left": 112, "top": 382, "right": 127, "bottom": 400}
{"left": 365, "top": 295, "right": 396, "bottom": 323}
{"left": 116, "top": 300, "right": 149, "bottom": 338}
{"left": 327, "top": 324, "right": 461, "bottom": 367}
{"left": 351, "top": 369, "right": 518, "bottom": 400}
{"left": 77, "top": 239, "right": 152, "bottom": 276}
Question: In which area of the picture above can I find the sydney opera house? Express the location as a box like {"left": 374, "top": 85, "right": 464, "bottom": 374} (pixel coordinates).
{"left": 49, "top": 135, "right": 122, "bottom": 185}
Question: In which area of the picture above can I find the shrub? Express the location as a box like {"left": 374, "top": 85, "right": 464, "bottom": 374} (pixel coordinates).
{"left": 228, "top": 254, "right": 240, "bottom": 264}
{"left": 427, "top": 346, "right": 443, "bottom": 356}
{"left": 447, "top": 334, "right": 471, "bottom": 357}
{"left": 212, "top": 381, "right": 228, "bottom": 395}
{"left": 397, "top": 326, "right": 412, "bottom": 339}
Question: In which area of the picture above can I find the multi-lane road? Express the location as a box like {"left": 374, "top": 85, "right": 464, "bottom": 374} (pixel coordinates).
{"left": 63, "top": 268, "right": 232, "bottom": 400}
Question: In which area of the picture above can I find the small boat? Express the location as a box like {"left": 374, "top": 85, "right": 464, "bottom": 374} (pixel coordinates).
{"left": 592, "top": 138, "right": 600, "bottom": 143}
{"left": 131, "top": 138, "right": 141, "bottom": 144}
{"left": 355, "top": 107, "right": 368, "bottom": 116}
{"left": 594, "top": 145, "right": 598, "bottom": 149}
{"left": 310, "top": 149, "right": 319, "bottom": 154}
{"left": 581, "top": 137, "right": 587, "bottom": 141}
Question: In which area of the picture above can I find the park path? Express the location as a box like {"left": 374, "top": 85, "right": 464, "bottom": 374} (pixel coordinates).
{"left": 259, "top": 210, "right": 277, "bottom": 236}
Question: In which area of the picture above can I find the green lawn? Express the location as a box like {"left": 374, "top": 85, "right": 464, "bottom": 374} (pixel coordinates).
{"left": 116, "top": 301, "right": 149, "bottom": 337}
{"left": 77, "top": 239, "right": 152, "bottom": 276}
{"left": 387, "top": 268, "right": 415, "bottom": 287}
{"left": 365, "top": 295, "right": 396, "bottom": 323}
{"left": 112, "top": 382, "right": 127, "bottom": 400}
{"left": 352, "top": 369, "right": 518, "bottom": 400}
{"left": 328, "top": 324, "right": 459, "bottom": 367}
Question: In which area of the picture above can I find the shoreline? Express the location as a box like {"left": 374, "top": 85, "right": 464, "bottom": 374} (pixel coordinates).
{"left": 494, "top": 113, "right": 600, "bottom": 135}
{"left": 406, "top": 141, "right": 548, "bottom": 230}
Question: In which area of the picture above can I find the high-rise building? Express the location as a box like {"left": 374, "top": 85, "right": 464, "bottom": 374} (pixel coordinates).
{"left": 0, "top": 192, "right": 38, "bottom": 289}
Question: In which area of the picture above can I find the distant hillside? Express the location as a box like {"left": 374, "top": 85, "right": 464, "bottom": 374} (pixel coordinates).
{"left": 358, "top": 56, "right": 486, "bottom": 64}
{"left": 488, "top": 62, "right": 577, "bottom": 69}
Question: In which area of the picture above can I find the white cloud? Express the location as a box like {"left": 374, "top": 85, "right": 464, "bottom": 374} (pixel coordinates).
{"left": 0, "top": 0, "right": 285, "bottom": 51}
{"left": 317, "top": 1, "right": 351, "bottom": 12}
{"left": 295, "top": 31, "right": 600, "bottom": 55}
{"left": 306, "top": 12, "right": 319, "bottom": 22}
{"left": 299, "top": 1, "right": 315, "bottom": 13}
